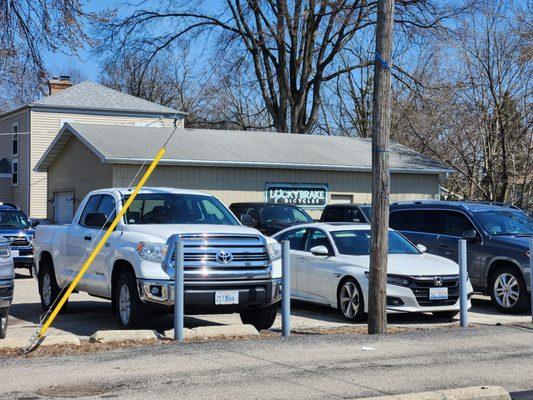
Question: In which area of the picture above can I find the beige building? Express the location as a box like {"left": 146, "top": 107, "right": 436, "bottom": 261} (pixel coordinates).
{"left": 35, "top": 123, "right": 451, "bottom": 221}
{"left": 0, "top": 77, "right": 184, "bottom": 217}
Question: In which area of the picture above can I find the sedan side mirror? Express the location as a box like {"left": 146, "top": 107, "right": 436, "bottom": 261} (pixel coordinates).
{"left": 240, "top": 214, "right": 256, "bottom": 227}
{"left": 416, "top": 244, "right": 427, "bottom": 253}
{"left": 462, "top": 229, "right": 478, "bottom": 242}
{"left": 310, "top": 245, "right": 330, "bottom": 256}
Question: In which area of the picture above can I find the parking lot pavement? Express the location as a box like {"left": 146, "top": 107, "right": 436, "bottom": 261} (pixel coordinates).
{"left": 5, "top": 270, "right": 532, "bottom": 342}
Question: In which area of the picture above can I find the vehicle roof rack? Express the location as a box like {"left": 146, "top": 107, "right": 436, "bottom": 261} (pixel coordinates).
{"left": 461, "top": 201, "right": 521, "bottom": 210}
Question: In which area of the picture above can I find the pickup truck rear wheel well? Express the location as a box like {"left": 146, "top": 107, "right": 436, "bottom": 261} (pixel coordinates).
{"left": 39, "top": 251, "right": 53, "bottom": 271}
{"left": 111, "top": 260, "right": 135, "bottom": 313}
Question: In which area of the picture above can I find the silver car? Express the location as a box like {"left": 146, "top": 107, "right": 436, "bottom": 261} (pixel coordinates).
{"left": 0, "top": 237, "right": 14, "bottom": 338}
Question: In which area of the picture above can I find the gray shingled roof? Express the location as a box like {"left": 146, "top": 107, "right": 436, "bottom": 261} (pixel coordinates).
{"left": 35, "top": 123, "right": 451, "bottom": 174}
{"left": 31, "top": 81, "right": 182, "bottom": 115}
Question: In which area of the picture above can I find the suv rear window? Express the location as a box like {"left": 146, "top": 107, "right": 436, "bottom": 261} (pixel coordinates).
{"left": 390, "top": 210, "right": 445, "bottom": 234}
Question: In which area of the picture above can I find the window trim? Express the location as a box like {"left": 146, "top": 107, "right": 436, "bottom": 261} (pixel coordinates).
{"left": 12, "top": 121, "right": 18, "bottom": 157}
{"left": 11, "top": 158, "right": 18, "bottom": 186}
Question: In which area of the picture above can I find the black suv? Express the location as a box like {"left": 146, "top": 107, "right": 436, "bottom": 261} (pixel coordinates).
{"left": 229, "top": 202, "right": 314, "bottom": 236}
{"left": 320, "top": 204, "right": 371, "bottom": 223}
{"left": 0, "top": 202, "right": 36, "bottom": 275}
{"left": 390, "top": 201, "right": 532, "bottom": 313}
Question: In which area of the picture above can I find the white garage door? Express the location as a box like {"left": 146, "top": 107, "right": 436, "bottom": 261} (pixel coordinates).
{"left": 54, "top": 191, "right": 74, "bottom": 224}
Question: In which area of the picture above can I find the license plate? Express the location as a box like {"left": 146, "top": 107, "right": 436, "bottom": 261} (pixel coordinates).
{"left": 11, "top": 250, "right": 19, "bottom": 257}
{"left": 215, "top": 290, "right": 239, "bottom": 305}
{"left": 429, "top": 287, "right": 448, "bottom": 300}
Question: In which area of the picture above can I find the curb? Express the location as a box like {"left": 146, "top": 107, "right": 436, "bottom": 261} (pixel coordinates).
{"left": 89, "top": 329, "right": 159, "bottom": 343}
{"left": 164, "top": 324, "right": 259, "bottom": 340}
{"left": 357, "top": 386, "right": 510, "bottom": 400}
{"left": 0, "top": 334, "right": 81, "bottom": 349}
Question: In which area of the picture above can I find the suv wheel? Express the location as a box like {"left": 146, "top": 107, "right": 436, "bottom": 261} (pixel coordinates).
{"left": 490, "top": 267, "right": 529, "bottom": 314}
{"left": 337, "top": 278, "right": 365, "bottom": 322}
{"left": 115, "top": 271, "right": 151, "bottom": 329}
{"left": 0, "top": 312, "right": 8, "bottom": 339}
{"left": 38, "top": 263, "right": 67, "bottom": 312}
{"left": 240, "top": 303, "right": 278, "bottom": 330}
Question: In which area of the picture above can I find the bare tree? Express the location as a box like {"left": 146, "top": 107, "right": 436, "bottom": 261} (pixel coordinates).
{"left": 98, "top": 0, "right": 465, "bottom": 134}
{"left": 392, "top": 1, "right": 532, "bottom": 209}
{"left": 0, "top": 0, "right": 96, "bottom": 109}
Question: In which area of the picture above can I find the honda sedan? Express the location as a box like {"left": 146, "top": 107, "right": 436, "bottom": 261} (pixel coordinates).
{"left": 273, "top": 223, "right": 473, "bottom": 322}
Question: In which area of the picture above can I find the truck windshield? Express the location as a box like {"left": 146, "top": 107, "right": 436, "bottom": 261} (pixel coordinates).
{"left": 123, "top": 194, "right": 239, "bottom": 225}
{"left": 0, "top": 210, "right": 30, "bottom": 229}
{"left": 259, "top": 205, "right": 313, "bottom": 223}
{"left": 331, "top": 230, "right": 419, "bottom": 256}
{"left": 474, "top": 210, "right": 533, "bottom": 236}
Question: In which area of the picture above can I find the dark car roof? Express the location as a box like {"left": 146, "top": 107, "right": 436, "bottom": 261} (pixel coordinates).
{"left": 390, "top": 200, "right": 520, "bottom": 213}
{"left": 323, "top": 204, "right": 369, "bottom": 208}
{"left": 230, "top": 202, "right": 304, "bottom": 208}
{"left": 0, "top": 203, "right": 19, "bottom": 211}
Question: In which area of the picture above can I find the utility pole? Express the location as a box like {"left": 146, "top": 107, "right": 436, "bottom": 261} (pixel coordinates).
{"left": 368, "top": 0, "right": 395, "bottom": 335}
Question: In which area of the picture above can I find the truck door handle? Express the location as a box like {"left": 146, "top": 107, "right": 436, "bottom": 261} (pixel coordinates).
{"left": 439, "top": 243, "right": 449, "bottom": 248}
{"left": 84, "top": 236, "right": 92, "bottom": 241}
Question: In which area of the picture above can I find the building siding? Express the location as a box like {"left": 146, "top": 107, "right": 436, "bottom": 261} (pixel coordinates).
{"left": 30, "top": 108, "right": 181, "bottom": 218}
{"left": 47, "top": 136, "right": 113, "bottom": 219}
{"left": 113, "top": 164, "right": 439, "bottom": 218}
{"left": 0, "top": 108, "right": 30, "bottom": 210}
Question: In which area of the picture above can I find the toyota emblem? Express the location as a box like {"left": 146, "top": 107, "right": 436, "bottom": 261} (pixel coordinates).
{"left": 216, "top": 250, "right": 233, "bottom": 264}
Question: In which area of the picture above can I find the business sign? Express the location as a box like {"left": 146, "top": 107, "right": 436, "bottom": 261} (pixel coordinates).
{"left": 265, "top": 183, "right": 328, "bottom": 207}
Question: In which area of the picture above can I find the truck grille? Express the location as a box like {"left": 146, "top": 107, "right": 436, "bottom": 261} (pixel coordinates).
{"left": 5, "top": 236, "right": 29, "bottom": 247}
{"left": 169, "top": 234, "right": 271, "bottom": 280}
{"left": 408, "top": 275, "right": 460, "bottom": 307}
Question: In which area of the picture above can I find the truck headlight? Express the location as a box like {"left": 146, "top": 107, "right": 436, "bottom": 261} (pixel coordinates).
{"left": 266, "top": 242, "right": 282, "bottom": 262}
{"left": 137, "top": 242, "right": 168, "bottom": 263}
{"left": 0, "top": 245, "right": 11, "bottom": 258}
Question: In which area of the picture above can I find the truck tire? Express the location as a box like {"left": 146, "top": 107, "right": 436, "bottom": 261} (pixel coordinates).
{"left": 115, "top": 271, "right": 151, "bottom": 329}
{"left": 38, "top": 263, "right": 68, "bottom": 313}
{"left": 0, "top": 311, "right": 8, "bottom": 339}
{"left": 490, "top": 266, "right": 529, "bottom": 314}
{"left": 240, "top": 303, "right": 278, "bottom": 331}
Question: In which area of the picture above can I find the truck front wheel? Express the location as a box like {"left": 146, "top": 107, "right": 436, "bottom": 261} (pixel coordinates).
{"left": 115, "top": 271, "right": 151, "bottom": 329}
{"left": 239, "top": 303, "right": 278, "bottom": 331}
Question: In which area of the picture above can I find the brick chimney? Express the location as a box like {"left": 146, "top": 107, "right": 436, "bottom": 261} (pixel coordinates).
{"left": 47, "top": 75, "right": 73, "bottom": 95}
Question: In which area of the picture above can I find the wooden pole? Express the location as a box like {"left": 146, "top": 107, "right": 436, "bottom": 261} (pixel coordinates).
{"left": 368, "top": 0, "right": 395, "bottom": 335}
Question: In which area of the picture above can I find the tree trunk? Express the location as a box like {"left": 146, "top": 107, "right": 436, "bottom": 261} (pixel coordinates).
{"left": 368, "top": 0, "right": 394, "bottom": 335}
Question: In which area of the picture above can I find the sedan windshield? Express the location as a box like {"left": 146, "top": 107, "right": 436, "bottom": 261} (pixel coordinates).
{"left": 259, "top": 205, "right": 313, "bottom": 223}
{"left": 474, "top": 210, "right": 533, "bottom": 236}
{"left": 331, "top": 230, "right": 419, "bottom": 256}
{"left": 0, "top": 210, "right": 30, "bottom": 229}
{"left": 123, "top": 194, "right": 239, "bottom": 225}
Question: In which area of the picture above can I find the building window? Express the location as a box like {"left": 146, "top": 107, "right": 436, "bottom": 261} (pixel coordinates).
{"left": 12, "top": 159, "right": 18, "bottom": 186}
{"left": 12, "top": 122, "right": 18, "bottom": 156}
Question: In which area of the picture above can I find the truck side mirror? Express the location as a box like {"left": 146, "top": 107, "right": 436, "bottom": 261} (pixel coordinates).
{"left": 30, "top": 219, "right": 40, "bottom": 228}
{"left": 240, "top": 214, "right": 256, "bottom": 227}
{"left": 462, "top": 229, "right": 478, "bottom": 242}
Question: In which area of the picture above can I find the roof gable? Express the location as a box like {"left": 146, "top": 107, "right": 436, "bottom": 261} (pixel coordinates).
{"left": 35, "top": 123, "right": 452, "bottom": 174}
{"left": 31, "top": 81, "right": 182, "bottom": 115}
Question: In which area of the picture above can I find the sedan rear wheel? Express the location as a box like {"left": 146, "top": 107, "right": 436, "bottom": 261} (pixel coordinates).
{"left": 337, "top": 278, "right": 365, "bottom": 322}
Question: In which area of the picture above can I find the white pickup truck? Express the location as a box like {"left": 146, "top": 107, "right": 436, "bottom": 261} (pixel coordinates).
{"left": 33, "top": 187, "right": 282, "bottom": 330}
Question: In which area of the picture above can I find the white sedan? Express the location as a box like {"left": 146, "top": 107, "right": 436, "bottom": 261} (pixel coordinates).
{"left": 273, "top": 223, "right": 473, "bottom": 322}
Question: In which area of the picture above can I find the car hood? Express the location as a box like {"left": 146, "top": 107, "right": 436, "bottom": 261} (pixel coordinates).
{"left": 123, "top": 224, "right": 271, "bottom": 243}
{"left": 0, "top": 228, "right": 34, "bottom": 237}
{"left": 489, "top": 234, "right": 532, "bottom": 251}
{"left": 338, "top": 253, "right": 459, "bottom": 276}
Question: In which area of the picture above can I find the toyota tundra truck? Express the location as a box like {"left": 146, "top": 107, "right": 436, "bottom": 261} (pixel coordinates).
{"left": 33, "top": 188, "right": 282, "bottom": 330}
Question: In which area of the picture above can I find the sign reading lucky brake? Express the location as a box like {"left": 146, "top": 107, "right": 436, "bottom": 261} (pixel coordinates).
{"left": 265, "top": 183, "right": 328, "bottom": 207}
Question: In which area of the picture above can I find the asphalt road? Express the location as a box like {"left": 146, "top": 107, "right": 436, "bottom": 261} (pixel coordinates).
{"left": 1, "top": 324, "right": 532, "bottom": 399}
